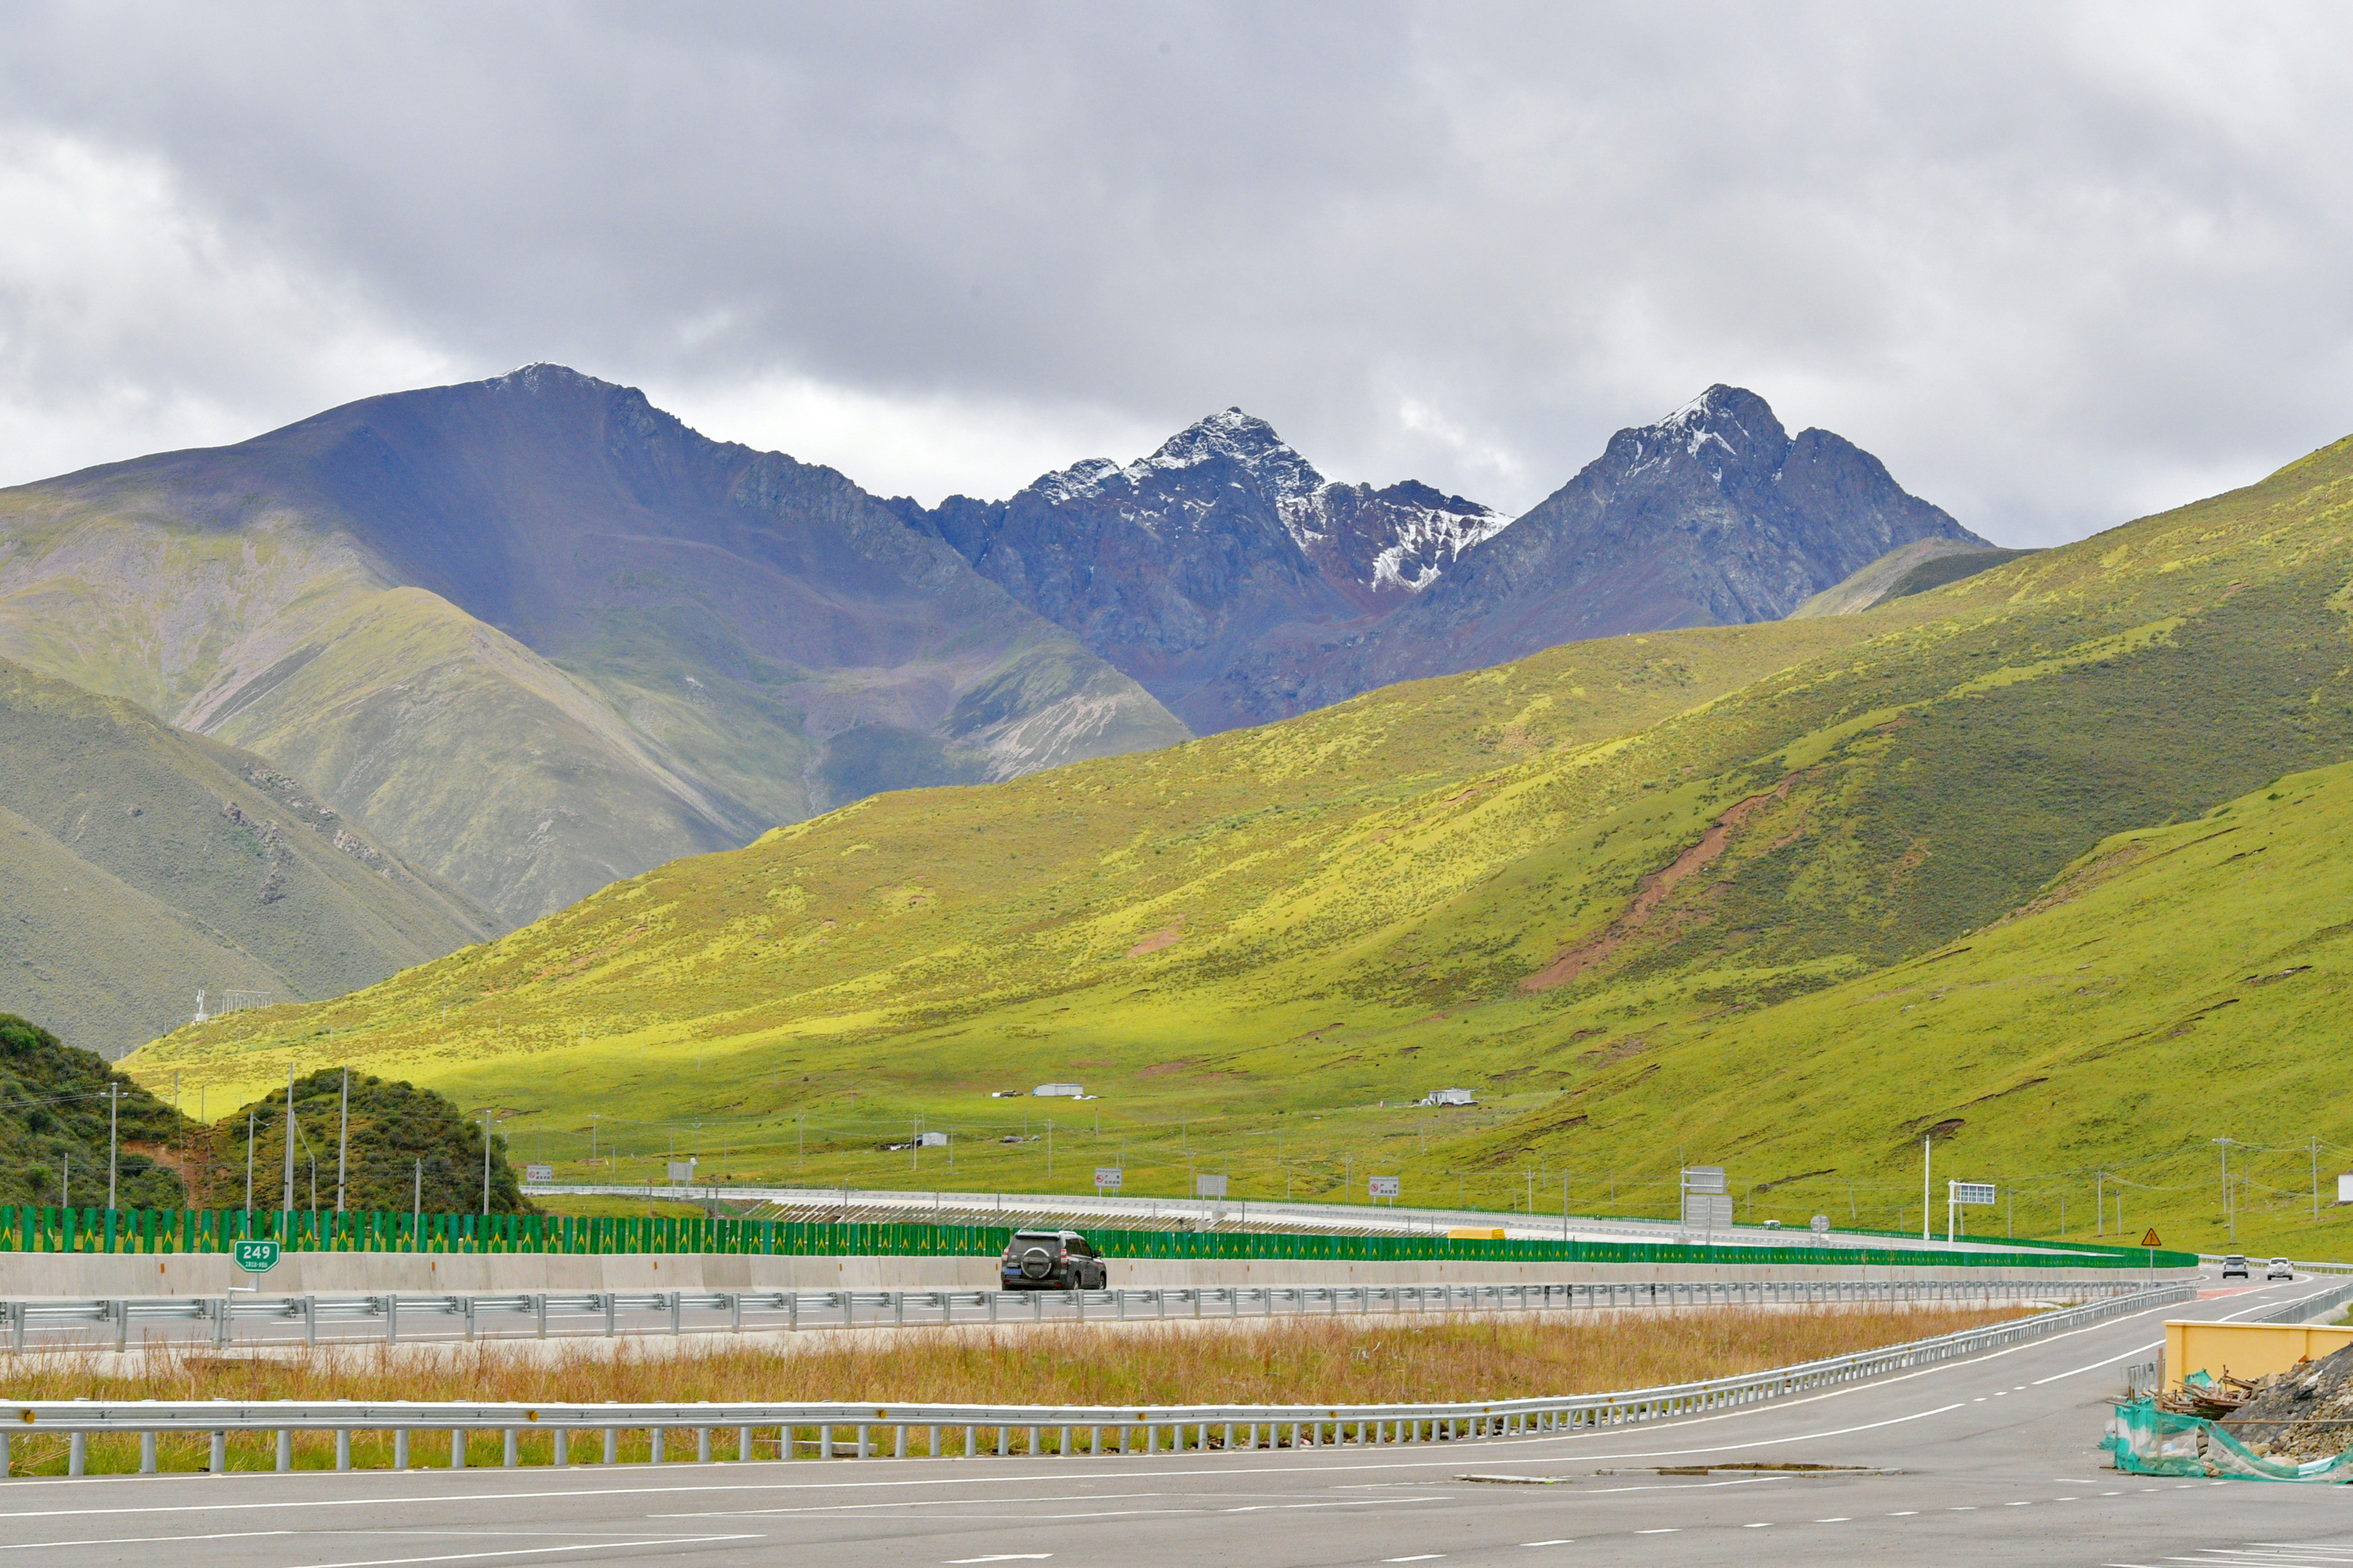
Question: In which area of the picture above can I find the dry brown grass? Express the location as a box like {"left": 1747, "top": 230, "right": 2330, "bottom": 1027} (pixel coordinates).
{"left": 4, "top": 1305, "right": 2023, "bottom": 1476}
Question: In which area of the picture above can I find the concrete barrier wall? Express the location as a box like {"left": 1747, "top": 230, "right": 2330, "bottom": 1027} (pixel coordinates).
{"left": 0, "top": 1250, "right": 2196, "bottom": 1300}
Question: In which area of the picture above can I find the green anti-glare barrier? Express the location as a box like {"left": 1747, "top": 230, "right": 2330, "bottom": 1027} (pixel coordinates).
{"left": 2104, "top": 1397, "right": 2353, "bottom": 1481}
{"left": 0, "top": 1203, "right": 2200, "bottom": 1271}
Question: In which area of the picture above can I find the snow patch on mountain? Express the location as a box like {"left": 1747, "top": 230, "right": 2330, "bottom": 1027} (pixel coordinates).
{"left": 1367, "top": 499, "right": 1516, "bottom": 592}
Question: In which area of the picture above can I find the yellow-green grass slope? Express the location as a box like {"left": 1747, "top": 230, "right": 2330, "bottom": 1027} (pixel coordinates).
{"left": 128, "top": 433, "right": 2353, "bottom": 1254}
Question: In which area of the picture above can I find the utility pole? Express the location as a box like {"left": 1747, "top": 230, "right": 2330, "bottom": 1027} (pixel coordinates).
{"left": 281, "top": 1067, "right": 296, "bottom": 1213}
{"left": 245, "top": 1109, "right": 256, "bottom": 1212}
{"left": 2097, "top": 1171, "right": 2104, "bottom": 1237}
{"left": 413, "top": 1157, "right": 422, "bottom": 1229}
{"left": 107, "top": 1083, "right": 119, "bottom": 1210}
{"left": 2314, "top": 1137, "right": 2323, "bottom": 1223}
{"left": 336, "top": 1067, "right": 349, "bottom": 1214}
{"left": 1921, "top": 1135, "right": 1932, "bottom": 1241}
{"left": 2213, "top": 1138, "right": 2236, "bottom": 1243}
{"left": 482, "top": 1112, "right": 494, "bottom": 1215}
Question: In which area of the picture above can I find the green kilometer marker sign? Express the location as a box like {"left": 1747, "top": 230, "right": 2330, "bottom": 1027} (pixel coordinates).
{"left": 233, "top": 1239, "right": 282, "bottom": 1274}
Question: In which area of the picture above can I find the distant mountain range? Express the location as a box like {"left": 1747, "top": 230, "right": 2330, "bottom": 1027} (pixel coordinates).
{"left": 0, "top": 368, "right": 1976, "bottom": 1054}
{"left": 901, "top": 385, "right": 1983, "bottom": 731}
{"left": 0, "top": 366, "right": 1187, "bottom": 928}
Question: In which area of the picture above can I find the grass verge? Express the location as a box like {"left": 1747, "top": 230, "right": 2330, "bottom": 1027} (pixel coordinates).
{"left": 7, "top": 1305, "right": 2025, "bottom": 1474}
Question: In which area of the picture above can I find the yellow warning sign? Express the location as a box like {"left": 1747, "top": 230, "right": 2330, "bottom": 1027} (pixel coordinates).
{"left": 2142, "top": 1228, "right": 2163, "bottom": 1247}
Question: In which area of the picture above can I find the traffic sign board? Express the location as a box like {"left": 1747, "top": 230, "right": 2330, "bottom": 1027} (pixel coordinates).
{"left": 1368, "top": 1176, "right": 1401, "bottom": 1199}
{"left": 2142, "top": 1228, "right": 2163, "bottom": 1247}
{"left": 1950, "top": 1181, "right": 1996, "bottom": 1205}
{"left": 233, "top": 1239, "right": 281, "bottom": 1274}
{"left": 1810, "top": 1214, "right": 1830, "bottom": 1233}
{"left": 1094, "top": 1166, "right": 1123, "bottom": 1190}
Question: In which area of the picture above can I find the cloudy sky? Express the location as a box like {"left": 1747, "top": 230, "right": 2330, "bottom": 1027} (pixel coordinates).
{"left": 1, "top": 2, "right": 2348, "bottom": 545}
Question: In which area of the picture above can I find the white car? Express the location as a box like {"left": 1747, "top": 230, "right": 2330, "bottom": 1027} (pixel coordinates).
{"left": 2267, "top": 1258, "right": 2295, "bottom": 1281}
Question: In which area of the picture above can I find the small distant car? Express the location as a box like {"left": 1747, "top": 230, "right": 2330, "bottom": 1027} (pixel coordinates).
{"left": 2221, "top": 1255, "right": 2250, "bottom": 1279}
{"left": 2268, "top": 1258, "right": 2295, "bottom": 1281}
{"left": 999, "top": 1229, "right": 1109, "bottom": 1291}
{"left": 1760, "top": 1219, "right": 1782, "bottom": 1229}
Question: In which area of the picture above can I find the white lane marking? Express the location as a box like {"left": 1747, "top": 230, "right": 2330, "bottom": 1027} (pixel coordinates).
{"left": 287, "top": 1539, "right": 760, "bottom": 1568}
{"left": 649, "top": 1491, "right": 1170, "bottom": 1518}
{"left": 2006, "top": 1500, "right": 2034, "bottom": 1506}
{"left": 1816, "top": 1517, "right": 1851, "bottom": 1522}
{"left": 1951, "top": 1505, "right": 1977, "bottom": 1510}
{"left": 947, "top": 1557, "right": 1053, "bottom": 1564}
{"left": 2033, "top": 1344, "right": 2165, "bottom": 1384}
{"left": 1245, "top": 1498, "right": 1448, "bottom": 1510}
{"left": 1888, "top": 1510, "right": 1918, "bottom": 1516}
{"left": 1743, "top": 1521, "right": 1771, "bottom": 1528}
{"left": 1520, "top": 1541, "right": 1575, "bottom": 1546}
{"left": 1634, "top": 1528, "right": 1678, "bottom": 1534}
{"left": 1383, "top": 1557, "right": 1445, "bottom": 1562}
{"left": 0, "top": 1530, "right": 296, "bottom": 1551}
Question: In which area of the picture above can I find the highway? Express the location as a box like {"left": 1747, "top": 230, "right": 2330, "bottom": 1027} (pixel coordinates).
{"left": 5, "top": 1271, "right": 2346, "bottom": 1567}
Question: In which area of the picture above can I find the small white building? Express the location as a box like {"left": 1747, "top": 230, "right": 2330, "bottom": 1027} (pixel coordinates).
{"left": 1420, "top": 1087, "right": 1476, "bottom": 1107}
{"left": 1033, "top": 1083, "right": 1085, "bottom": 1098}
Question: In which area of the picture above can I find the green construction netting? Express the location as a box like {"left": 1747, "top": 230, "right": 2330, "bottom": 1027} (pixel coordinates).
{"left": 2104, "top": 1395, "right": 2353, "bottom": 1482}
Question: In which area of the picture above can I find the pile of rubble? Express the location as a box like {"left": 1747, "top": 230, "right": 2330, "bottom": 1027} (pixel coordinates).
{"left": 2217, "top": 1343, "right": 2353, "bottom": 1464}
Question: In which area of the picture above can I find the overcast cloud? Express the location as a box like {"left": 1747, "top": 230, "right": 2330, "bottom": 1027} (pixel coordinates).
{"left": 1, "top": 1, "right": 2349, "bottom": 545}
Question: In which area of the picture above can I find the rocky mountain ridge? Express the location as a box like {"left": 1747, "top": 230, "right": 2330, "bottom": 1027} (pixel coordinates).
{"left": 906, "top": 386, "right": 1981, "bottom": 731}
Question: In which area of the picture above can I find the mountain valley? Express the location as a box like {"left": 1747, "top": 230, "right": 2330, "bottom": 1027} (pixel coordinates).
{"left": 122, "top": 425, "right": 2353, "bottom": 1251}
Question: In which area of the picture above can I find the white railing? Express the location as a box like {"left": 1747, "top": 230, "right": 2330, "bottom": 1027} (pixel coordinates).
{"left": 1, "top": 1276, "right": 2153, "bottom": 1352}
{"left": 0, "top": 1283, "right": 2195, "bottom": 1477}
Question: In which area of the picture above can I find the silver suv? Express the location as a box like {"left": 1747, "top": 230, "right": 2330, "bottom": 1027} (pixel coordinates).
{"left": 2268, "top": 1258, "right": 2295, "bottom": 1281}
{"left": 999, "top": 1229, "right": 1109, "bottom": 1291}
{"left": 2221, "top": 1254, "right": 2249, "bottom": 1279}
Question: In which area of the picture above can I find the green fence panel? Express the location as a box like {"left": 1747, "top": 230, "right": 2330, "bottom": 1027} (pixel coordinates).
{"left": 0, "top": 1200, "right": 2202, "bottom": 1271}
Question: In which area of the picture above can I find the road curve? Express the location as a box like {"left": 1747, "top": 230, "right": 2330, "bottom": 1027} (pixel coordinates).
{"left": 4, "top": 1271, "right": 2344, "bottom": 1567}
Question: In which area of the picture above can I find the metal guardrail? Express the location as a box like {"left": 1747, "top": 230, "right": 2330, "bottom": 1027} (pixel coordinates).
{"left": 0, "top": 1276, "right": 2154, "bottom": 1353}
{"left": 2238, "top": 1277, "right": 2353, "bottom": 1325}
{"left": 0, "top": 1283, "right": 2195, "bottom": 1478}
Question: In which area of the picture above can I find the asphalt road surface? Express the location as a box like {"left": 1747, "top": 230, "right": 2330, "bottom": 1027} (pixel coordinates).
{"left": 7, "top": 1273, "right": 2346, "bottom": 1567}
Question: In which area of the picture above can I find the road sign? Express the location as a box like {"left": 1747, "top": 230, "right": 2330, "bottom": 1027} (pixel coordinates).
{"left": 525, "top": 1163, "right": 554, "bottom": 1183}
{"left": 666, "top": 1160, "right": 695, "bottom": 1184}
{"left": 1194, "top": 1174, "right": 1227, "bottom": 1198}
{"left": 1950, "top": 1181, "right": 1997, "bottom": 1205}
{"left": 1810, "top": 1214, "right": 1830, "bottom": 1233}
{"left": 2142, "top": 1228, "right": 2163, "bottom": 1247}
{"left": 1368, "top": 1176, "right": 1401, "bottom": 1199}
{"left": 1094, "top": 1166, "right": 1123, "bottom": 1191}
{"left": 233, "top": 1239, "right": 280, "bottom": 1274}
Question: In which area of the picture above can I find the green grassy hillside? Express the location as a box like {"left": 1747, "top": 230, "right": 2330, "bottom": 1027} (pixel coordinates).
{"left": 124, "top": 432, "right": 2353, "bottom": 1254}
{"left": 0, "top": 657, "right": 494, "bottom": 1057}
{"left": 183, "top": 1068, "right": 532, "bottom": 1215}
{"left": 0, "top": 1013, "right": 187, "bottom": 1207}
